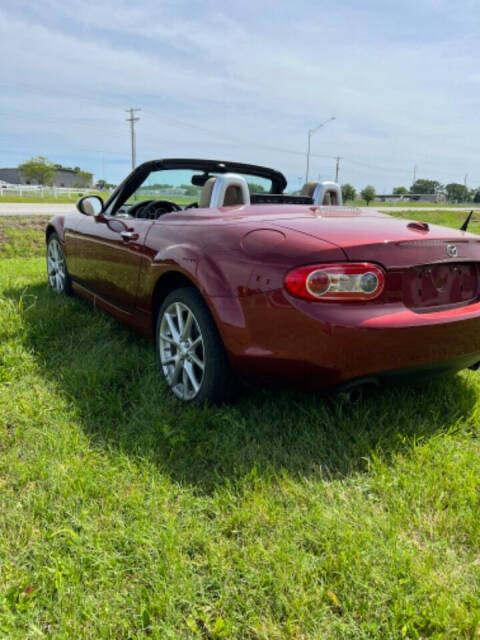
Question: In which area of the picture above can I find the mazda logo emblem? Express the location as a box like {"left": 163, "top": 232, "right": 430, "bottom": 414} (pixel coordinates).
{"left": 446, "top": 244, "right": 458, "bottom": 258}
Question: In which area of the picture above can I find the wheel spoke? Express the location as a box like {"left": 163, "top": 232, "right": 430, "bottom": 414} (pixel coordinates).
{"left": 181, "top": 310, "right": 193, "bottom": 340}
{"left": 160, "top": 333, "right": 176, "bottom": 346}
{"left": 161, "top": 355, "right": 176, "bottom": 366}
{"left": 190, "top": 352, "right": 204, "bottom": 370}
{"left": 175, "top": 303, "right": 184, "bottom": 335}
{"left": 184, "top": 361, "right": 200, "bottom": 393}
{"left": 189, "top": 335, "right": 202, "bottom": 350}
{"left": 182, "top": 366, "right": 189, "bottom": 399}
{"left": 171, "top": 358, "right": 183, "bottom": 386}
{"left": 47, "top": 258, "right": 56, "bottom": 274}
{"left": 165, "top": 313, "right": 180, "bottom": 342}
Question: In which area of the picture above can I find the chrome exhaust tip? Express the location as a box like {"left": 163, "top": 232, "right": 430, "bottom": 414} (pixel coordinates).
{"left": 336, "top": 376, "right": 380, "bottom": 403}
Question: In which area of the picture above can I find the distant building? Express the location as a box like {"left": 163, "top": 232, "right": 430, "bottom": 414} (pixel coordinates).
{"left": 376, "top": 193, "right": 447, "bottom": 204}
{"left": 0, "top": 167, "right": 92, "bottom": 188}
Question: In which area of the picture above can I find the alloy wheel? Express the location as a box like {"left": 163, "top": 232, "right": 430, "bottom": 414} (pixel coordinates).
{"left": 47, "top": 237, "right": 67, "bottom": 292}
{"left": 158, "top": 301, "right": 205, "bottom": 400}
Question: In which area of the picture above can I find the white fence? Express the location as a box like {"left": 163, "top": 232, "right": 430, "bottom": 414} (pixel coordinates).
{"left": 0, "top": 184, "right": 96, "bottom": 198}
{"left": 0, "top": 185, "right": 200, "bottom": 199}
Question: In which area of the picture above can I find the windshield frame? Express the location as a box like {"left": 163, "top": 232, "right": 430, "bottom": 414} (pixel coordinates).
{"left": 104, "top": 158, "right": 287, "bottom": 216}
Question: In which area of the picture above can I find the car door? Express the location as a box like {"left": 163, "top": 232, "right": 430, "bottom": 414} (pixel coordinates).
{"left": 68, "top": 213, "right": 154, "bottom": 312}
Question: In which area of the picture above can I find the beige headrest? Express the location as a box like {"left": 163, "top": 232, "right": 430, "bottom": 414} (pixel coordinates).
{"left": 223, "top": 185, "right": 245, "bottom": 206}
{"left": 300, "top": 182, "right": 318, "bottom": 197}
{"left": 199, "top": 177, "right": 216, "bottom": 208}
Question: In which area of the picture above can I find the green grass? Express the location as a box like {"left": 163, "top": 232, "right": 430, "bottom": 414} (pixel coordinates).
{"left": 349, "top": 200, "right": 475, "bottom": 208}
{"left": 0, "top": 217, "right": 50, "bottom": 259}
{"left": 386, "top": 209, "right": 480, "bottom": 235}
{"left": 0, "top": 193, "right": 193, "bottom": 206}
{"left": 0, "top": 192, "right": 111, "bottom": 204}
{"left": 1, "top": 218, "right": 480, "bottom": 638}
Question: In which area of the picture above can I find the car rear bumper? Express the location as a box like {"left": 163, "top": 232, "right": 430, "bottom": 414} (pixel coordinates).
{"left": 216, "top": 291, "right": 480, "bottom": 388}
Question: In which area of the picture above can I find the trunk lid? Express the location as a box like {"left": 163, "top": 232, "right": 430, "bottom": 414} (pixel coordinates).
{"left": 277, "top": 212, "right": 480, "bottom": 310}
{"left": 277, "top": 214, "right": 480, "bottom": 267}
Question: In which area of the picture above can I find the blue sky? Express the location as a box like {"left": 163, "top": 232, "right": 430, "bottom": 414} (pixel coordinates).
{"left": 1, "top": 0, "right": 480, "bottom": 190}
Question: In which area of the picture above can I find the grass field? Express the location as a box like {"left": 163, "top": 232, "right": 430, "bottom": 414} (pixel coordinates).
{"left": 0, "top": 193, "right": 194, "bottom": 206}
{"left": 0, "top": 192, "right": 110, "bottom": 205}
{"left": 387, "top": 209, "right": 480, "bottom": 235}
{"left": 1, "top": 214, "right": 480, "bottom": 638}
{"left": 350, "top": 200, "right": 474, "bottom": 208}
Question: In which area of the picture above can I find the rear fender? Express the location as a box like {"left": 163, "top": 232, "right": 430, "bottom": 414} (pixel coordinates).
{"left": 143, "top": 245, "right": 247, "bottom": 339}
{"left": 150, "top": 244, "right": 238, "bottom": 297}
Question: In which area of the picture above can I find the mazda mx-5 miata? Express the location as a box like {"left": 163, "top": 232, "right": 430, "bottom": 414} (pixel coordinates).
{"left": 46, "top": 158, "right": 480, "bottom": 403}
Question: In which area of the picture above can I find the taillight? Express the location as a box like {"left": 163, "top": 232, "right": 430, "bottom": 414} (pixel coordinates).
{"left": 285, "top": 263, "right": 386, "bottom": 301}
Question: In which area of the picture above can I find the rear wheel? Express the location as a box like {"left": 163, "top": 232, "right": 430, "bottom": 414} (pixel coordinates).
{"left": 47, "top": 233, "right": 72, "bottom": 295}
{"left": 156, "top": 287, "right": 233, "bottom": 403}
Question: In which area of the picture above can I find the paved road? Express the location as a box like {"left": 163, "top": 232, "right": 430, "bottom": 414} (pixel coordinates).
{"left": 0, "top": 203, "right": 75, "bottom": 216}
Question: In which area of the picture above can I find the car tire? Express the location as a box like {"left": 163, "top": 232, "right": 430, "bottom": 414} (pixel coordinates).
{"left": 46, "top": 232, "right": 72, "bottom": 295}
{"left": 156, "top": 286, "right": 234, "bottom": 404}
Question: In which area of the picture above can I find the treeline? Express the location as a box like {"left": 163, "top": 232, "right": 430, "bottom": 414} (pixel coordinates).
{"left": 341, "top": 179, "right": 480, "bottom": 204}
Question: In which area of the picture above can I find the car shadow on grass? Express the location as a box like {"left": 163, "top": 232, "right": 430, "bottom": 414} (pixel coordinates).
{"left": 7, "top": 282, "right": 479, "bottom": 493}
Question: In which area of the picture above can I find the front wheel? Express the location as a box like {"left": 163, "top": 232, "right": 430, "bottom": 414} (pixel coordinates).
{"left": 156, "top": 287, "right": 233, "bottom": 404}
{"left": 46, "top": 233, "right": 72, "bottom": 295}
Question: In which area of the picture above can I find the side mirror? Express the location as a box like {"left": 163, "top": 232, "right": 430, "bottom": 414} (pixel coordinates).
{"left": 76, "top": 195, "right": 104, "bottom": 217}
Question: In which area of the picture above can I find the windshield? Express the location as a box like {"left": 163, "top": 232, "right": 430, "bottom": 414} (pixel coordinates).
{"left": 124, "top": 169, "right": 273, "bottom": 206}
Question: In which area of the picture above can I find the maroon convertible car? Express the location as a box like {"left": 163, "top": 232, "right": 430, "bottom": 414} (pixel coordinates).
{"left": 46, "top": 158, "right": 480, "bottom": 402}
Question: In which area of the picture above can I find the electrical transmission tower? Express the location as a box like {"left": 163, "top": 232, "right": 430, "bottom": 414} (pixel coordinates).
{"left": 125, "top": 108, "right": 141, "bottom": 170}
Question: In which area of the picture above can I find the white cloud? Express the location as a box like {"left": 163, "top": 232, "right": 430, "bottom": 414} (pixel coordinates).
{"left": 1, "top": 0, "right": 480, "bottom": 189}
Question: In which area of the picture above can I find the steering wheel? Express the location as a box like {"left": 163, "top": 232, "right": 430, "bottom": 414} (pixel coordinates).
{"left": 128, "top": 199, "right": 182, "bottom": 219}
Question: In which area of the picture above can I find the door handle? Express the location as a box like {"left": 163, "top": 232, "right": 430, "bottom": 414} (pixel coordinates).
{"left": 120, "top": 230, "right": 139, "bottom": 241}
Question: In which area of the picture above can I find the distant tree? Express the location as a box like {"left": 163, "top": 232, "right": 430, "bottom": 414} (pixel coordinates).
{"left": 361, "top": 185, "right": 376, "bottom": 206}
{"left": 75, "top": 169, "right": 93, "bottom": 186}
{"left": 341, "top": 183, "right": 356, "bottom": 202}
{"left": 473, "top": 190, "right": 480, "bottom": 204}
{"left": 180, "top": 184, "right": 200, "bottom": 196}
{"left": 445, "top": 183, "right": 469, "bottom": 203}
{"left": 247, "top": 182, "right": 266, "bottom": 193}
{"left": 393, "top": 186, "right": 408, "bottom": 195}
{"left": 410, "top": 179, "right": 442, "bottom": 195}
{"left": 19, "top": 156, "right": 56, "bottom": 186}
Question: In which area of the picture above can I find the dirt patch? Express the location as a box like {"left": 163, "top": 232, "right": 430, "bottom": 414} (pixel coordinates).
{"left": 0, "top": 216, "right": 51, "bottom": 232}
{"left": 0, "top": 216, "right": 49, "bottom": 243}
{"left": 0, "top": 216, "right": 51, "bottom": 258}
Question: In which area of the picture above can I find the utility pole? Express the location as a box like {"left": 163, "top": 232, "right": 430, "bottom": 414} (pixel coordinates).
{"left": 464, "top": 173, "right": 468, "bottom": 188}
{"left": 305, "top": 117, "right": 335, "bottom": 183}
{"left": 413, "top": 165, "right": 417, "bottom": 184}
{"left": 335, "top": 156, "right": 342, "bottom": 183}
{"left": 125, "top": 108, "right": 141, "bottom": 171}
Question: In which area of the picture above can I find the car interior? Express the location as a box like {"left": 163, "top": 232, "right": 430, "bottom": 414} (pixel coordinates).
{"left": 109, "top": 159, "right": 343, "bottom": 220}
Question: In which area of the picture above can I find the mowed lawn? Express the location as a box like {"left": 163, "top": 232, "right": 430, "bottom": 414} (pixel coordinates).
{"left": 1, "top": 214, "right": 480, "bottom": 639}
